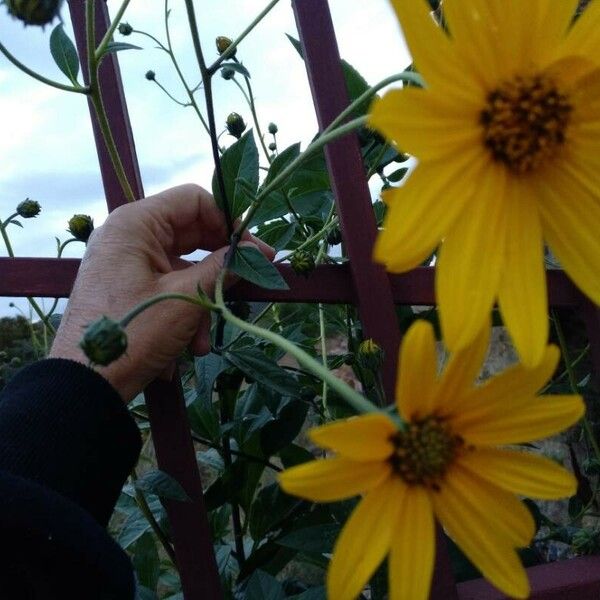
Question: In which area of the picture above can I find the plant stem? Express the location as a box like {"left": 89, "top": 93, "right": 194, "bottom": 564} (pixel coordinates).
{"left": 552, "top": 310, "right": 600, "bottom": 463}
{"left": 95, "top": 0, "right": 132, "bottom": 61}
{"left": 276, "top": 214, "right": 339, "bottom": 264}
{"left": 215, "top": 276, "right": 377, "bottom": 415}
{"left": 131, "top": 470, "right": 178, "bottom": 565}
{"left": 0, "top": 40, "right": 89, "bottom": 94}
{"left": 184, "top": 0, "right": 234, "bottom": 235}
{"left": 208, "top": 0, "right": 282, "bottom": 72}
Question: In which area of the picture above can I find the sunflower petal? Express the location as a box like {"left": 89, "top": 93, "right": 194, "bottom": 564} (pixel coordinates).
{"left": 374, "top": 152, "right": 485, "bottom": 273}
{"left": 389, "top": 0, "right": 471, "bottom": 97}
{"left": 389, "top": 486, "right": 434, "bottom": 600}
{"left": 437, "top": 321, "right": 491, "bottom": 413}
{"left": 396, "top": 321, "right": 439, "bottom": 421}
{"left": 461, "top": 448, "right": 577, "bottom": 500}
{"left": 369, "top": 89, "right": 480, "bottom": 161}
{"left": 537, "top": 161, "right": 600, "bottom": 306}
{"left": 309, "top": 414, "right": 396, "bottom": 461}
{"left": 497, "top": 185, "right": 548, "bottom": 368}
{"left": 456, "top": 394, "right": 584, "bottom": 446}
{"left": 278, "top": 457, "right": 391, "bottom": 502}
{"left": 436, "top": 163, "right": 507, "bottom": 354}
{"left": 328, "top": 478, "right": 404, "bottom": 600}
{"left": 433, "top": 466, "right": 531, "bottom": 598}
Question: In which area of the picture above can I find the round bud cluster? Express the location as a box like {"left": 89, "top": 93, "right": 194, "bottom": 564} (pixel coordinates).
{"left": 356, "top": 338, "right": 384, "bottom": 371}
{"left": 118, "top": 22, "right": 133, "bottom": 36}
{"left": 226, "top": 112, "right": 246, "bottom": 139}
{"left": 221, "top": 66, "right": 235, "bottom": 80}
{"left": 145, "top": 70, "right": 156, "bottom": 81}
{"left": 216, "top": 36, "right": 236, "bottom": 57}
{"left": 268, "top": 122, "right": 278, "bottom": 135}
{"left": 5, "top": 0, "right": 62, "bottom": 26}
{"left": 80, "top": 316, "right": 128, "bottom": 366}
{"left": 268, "top": 142, "right": 277, "bottom": 152}
{"left": 68, "top": 214, "right": 94, "bottom": 243}
{"left": 290, "top": 250, "right": 315, "bottom": 277}
{"left": 16, "top": 198, "right": 41, "bottom": 218}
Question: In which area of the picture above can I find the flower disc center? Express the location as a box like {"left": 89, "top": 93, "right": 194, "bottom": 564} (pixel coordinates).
{"left": 390, "top": 417, "right": 463, "bottom": 489}
{"left": 480, "top": 74, "right": 572, "bottom": 174}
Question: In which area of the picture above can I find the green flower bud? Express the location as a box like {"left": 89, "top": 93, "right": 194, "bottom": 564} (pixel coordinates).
{"left": 268, "top": 122, "right": 278, "bottom": 135}
{"left": 221, "top": 66, "right": 235, "bottom": 80}
{"left": 80, "top": 316, "right": 127, "bottom": 366}
{"left": 145, "top": 70, "right": 156, "bottom": 81}
{"left": 268, "top": 142, "right": 277, "bottom": 152}
{"left": 326, "top": 227, "right": 342, "bottom": 246}
{"left": 290, "top": 250, "right": 315, "bottom": 277}
{"left": 226, "top": 112, "right": 246, "bottom": 139}
{"left": 216, "top": 36, "right": 236, "bottom": 57}
{"left": 16, "top": 198, "right": 41, "bottom": 218}
{"left": 118, "top": 22, "right": 133, "bottom": 35}
{"left": 68, "top": 214, "right": 94, "bottom": 243}
{"left": 356, "top": 338, "right": 384, "bottom": 371}
{"left": 5, "top": 0, "right": 63, "bottom": 26}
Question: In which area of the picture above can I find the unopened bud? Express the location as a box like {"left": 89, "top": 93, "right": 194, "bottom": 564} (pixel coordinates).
{"left": 68, "top": 214, "right": 94, "bottom": 243}
{"left": 118, "top": 22, "right": 133, "bottom": 36}
{"left": 290, "top": 250, "right": 315, "bottom": 277}
{"left": 216, "top": 36, "right": 236, "bottom": 57}
{"left": 145, "top": 70, "right": 156, "bottom": 81}
{"left": 16, "top": 198, "right": 41, "bottom": 218}
{"left": 356, "top": 338, "right": 384, "bottom": 371}
{"left": 326, "top": 227, "right": 342, "bottom": 246}
{"left": 80, "top": 316, "right": 127, "bottom": 366}
{"left": 268, "top": 142, "right": 277, "bottom": 151}
{"left": 226, "top": 112, "right": 246, "bottom": 139}
{"left": 221, "top": 66, "right": 235, "bottom": 80}
{"left": 268, "top": 122, "right": 278, "bottom": 135}
{"left": 5, "top": 0, "right": 63, "bottom": 26}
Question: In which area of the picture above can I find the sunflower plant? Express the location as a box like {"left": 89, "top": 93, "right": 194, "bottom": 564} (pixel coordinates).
{"left": 2, "top": 1, "right": 599, "bottom": 599}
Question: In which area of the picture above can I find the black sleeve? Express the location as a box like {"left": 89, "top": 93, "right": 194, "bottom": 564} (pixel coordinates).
{"left": 0, "top": 359, "right": 142, "bottom": 599}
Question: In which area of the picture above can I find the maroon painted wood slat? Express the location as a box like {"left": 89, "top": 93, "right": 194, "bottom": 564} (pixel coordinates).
{"left": 67, "top": 2, "right": 221, "bottom": 598}
{"left": 291, "top": 0, "right": 401, "bottom": 402}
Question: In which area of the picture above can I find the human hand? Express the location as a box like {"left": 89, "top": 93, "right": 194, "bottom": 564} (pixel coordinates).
{"left": 49, "top": 184, "right": 274, "bottom": 403}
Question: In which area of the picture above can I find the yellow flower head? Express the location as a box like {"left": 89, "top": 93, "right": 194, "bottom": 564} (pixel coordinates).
{"left": 369, "top": 0, "right": 600, "bottom": 367}
{"left": 279, "top": 321, "right": 584, "bottom": 600}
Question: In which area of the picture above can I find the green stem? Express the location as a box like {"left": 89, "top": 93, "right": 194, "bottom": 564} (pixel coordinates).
{"left": 0, "top": 40, "right": 88, "bottom": 94}
{"left": 95, "top": 0, "right": 132, "bottom": 61}
{"left": 366, "top": 142, "right": 390, "bottom": 180}
{"left": 237, "top": 116, "right": 366, "bottom": 235}
{"left": 208, "top": 0, "right": 282, "bottom": 72}
{"left": 2, "top": 213, "right": 19, "bottom": 228}
{"left": 215, "top": 276, "right": 377, "bottom": 415}
{"left": 131, "top": 470, "right": 178, "bottom": 565}
{"left": 552, "top": 310, "right": 600, "bottom": 463}
{"left": 152, "top": 77, "right": 189, "bottom": 107}
{"left": 276, "top": 215, "right": 339, "bottom": 264}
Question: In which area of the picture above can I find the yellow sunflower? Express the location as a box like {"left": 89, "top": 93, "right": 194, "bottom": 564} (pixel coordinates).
{"left": 369, "top": 0, "right": 600, "bottom": 367}
{"left": 279, "top": 321, "right": 584, "bottom": 600}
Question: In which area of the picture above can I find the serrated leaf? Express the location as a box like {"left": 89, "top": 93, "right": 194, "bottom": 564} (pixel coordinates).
{"left": 248, "top": 191, "right": 289, "bottom": 227}
{"left": 224, "top": 347, "right": 300, "bottom": 397}
{"left": 220, "top": 61, "right": 251, "bottom": 78}
{"left": 229, "top": 245, "right": 288, "bottom": 290}
{"left": 135, "top": 469, "right": 191, "bottom": 502}
{"left": 50, "top": 24, "right": 79, "bottom": 84}
{"left": 263, "top": 142, "right": 301, "bottom": 189}
{"left": 244, "top": 570, "right": 285, "bottom": 600}
{"left": 212, "top": 131, "right": 259, "bottom": 219}
{"left": 276, "top": 524, "right": 340, "bottom": 554}
{"left": 255, "top": 221, "right": 296, "bottom": 251}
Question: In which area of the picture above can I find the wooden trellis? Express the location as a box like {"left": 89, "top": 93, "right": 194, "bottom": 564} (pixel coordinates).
{"left": 1, "top": 1, "right": 599, "bottom": 598}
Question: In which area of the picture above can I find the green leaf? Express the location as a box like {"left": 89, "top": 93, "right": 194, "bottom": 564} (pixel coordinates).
{"left": 220, "top": 61, "right": 251, "bottom": 78}
{"left": 229, "top": 245, "right": 288, "bottom": 290}
{"left": 118, "top": 511, "right": 152, "bottom": 549}
{"left": 224, "top": 347, "right": 300, "bottom": 397}
{"left": 261, "top": 397, "right": 309, "bottom": 455}
{"left": 255, "top": 221, "right": 296, "bottom": 250}
{"left": 249, "top": 483, "right": 301, "bottom": 540}
{"left": 101, "top": 41, "right": 142, "bottom": 56}
{"left": 194, "top": 352, "right": 225, "bottom": 406}
{"left": 289, "top": 587, "right": 327, "bottom": 600}
{"left": 247, "top": 191, "right": 289, "bottom": 227}
{"left": 50, "top": 24, "right": 79, "bottom": 84}
{"left": 263, "top": 142, "right": 301, "bottom": 189}
{"left": 212, "top": 131, "right": 259, "bottom": 219}
{"left": 277, "top": 524, "right": 341, "bottom": 555}
{"left": 135, "top": 469, "right": 191, "bottom": 502}
{"left": 244, "top": 570, "right": 285, "bottom": 600}
{"left": 132, "top": 533, "right": 160, "bottom": 591}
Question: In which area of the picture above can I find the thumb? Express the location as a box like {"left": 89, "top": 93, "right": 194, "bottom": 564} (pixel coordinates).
{"left": 162, "top": 246, "right": 231, "bottom": 298}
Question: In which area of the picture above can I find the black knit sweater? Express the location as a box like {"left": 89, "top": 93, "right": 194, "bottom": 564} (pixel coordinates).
{"left": 0, "top": 359, "right": 142, "bottom": 599}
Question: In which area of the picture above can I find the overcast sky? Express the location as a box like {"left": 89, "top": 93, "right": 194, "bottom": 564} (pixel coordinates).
{"left": 0, "top": 0, "right": 409, "bottom": 317}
